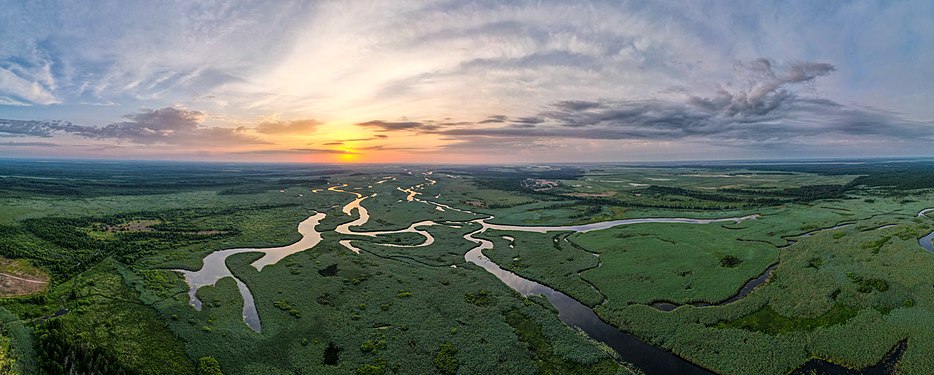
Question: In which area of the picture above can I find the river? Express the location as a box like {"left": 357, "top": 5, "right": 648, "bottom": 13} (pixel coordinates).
{"left": 177, "top": 176, "right": 928, "bottom": 372}
{"left": 463, "top": 218, "right": 714, "bottom": 374}
{"left": 176, "top": 212, "right": 326, "bottom": 332}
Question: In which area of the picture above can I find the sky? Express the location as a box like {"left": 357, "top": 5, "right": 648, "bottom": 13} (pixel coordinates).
{"left": 1, "top": 0, "right": 933, "bottom": 163}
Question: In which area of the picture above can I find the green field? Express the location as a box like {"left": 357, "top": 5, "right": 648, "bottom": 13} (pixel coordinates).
{"left": 1, "top": 159, "right": 934, "bottom": 374}
{"left": 0, "top": 161, "right": 624, "bottom": 374}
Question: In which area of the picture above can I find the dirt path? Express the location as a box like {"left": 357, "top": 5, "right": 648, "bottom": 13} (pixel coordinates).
{"left": 0, "top": 272, "right": 47, "bottom": 284}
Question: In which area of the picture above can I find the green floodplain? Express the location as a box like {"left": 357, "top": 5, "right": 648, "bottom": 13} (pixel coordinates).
{"left": 0, "top": 158, "right": 933, "bottom": 374}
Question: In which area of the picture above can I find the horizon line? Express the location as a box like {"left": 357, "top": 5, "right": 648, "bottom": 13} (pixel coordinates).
{"left": 3, "top": 155, "right": 933, "bottom": 167}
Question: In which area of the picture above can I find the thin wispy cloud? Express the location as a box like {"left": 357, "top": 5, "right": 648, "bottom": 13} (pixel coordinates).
{"left": 356, "top": 120, "right": 438, "bottom": 132}
{"left": 254, "top": 119, "right": 321, "bottom": 135}
{"left": 234, "top": 148, "right": 357, "bottom": 155}
{"left": 0, "top": 141, "right": 59, "bottom": 147}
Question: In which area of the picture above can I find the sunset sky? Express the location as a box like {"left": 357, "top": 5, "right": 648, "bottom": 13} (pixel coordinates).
{"left": 1, "top": 1, "right": 933, "bottom": 163}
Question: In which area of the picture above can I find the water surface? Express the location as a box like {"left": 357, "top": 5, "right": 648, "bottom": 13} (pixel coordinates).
{"left": 920, "top": 231, "right": 934, "bottom": 253}
{"left": 486, "top": 215, "right": 759, "bottom": 233}
{"left": 463, "top": 219, "right": 712, "bottom": 374}
{"left": 177, "top": 212, "right": 326, "bottom": 332}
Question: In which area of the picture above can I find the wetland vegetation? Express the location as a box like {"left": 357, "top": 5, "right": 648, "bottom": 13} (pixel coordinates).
{"left": 0, "top": 158, "right": 933, "bottom": 374}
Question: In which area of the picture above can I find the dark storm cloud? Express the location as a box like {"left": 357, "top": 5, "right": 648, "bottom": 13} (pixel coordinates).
{"left": 0, "top": 107, "right": 263, "bottom": 145}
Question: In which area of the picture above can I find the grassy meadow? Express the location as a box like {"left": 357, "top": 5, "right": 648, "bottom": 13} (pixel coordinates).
{"left": 0, "top": 158, "right": 933, "bottom": 374}
{"left": 0, "top": 160, "right": 624, "bottom": 374}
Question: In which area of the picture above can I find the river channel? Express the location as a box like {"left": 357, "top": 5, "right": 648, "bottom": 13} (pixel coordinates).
{"left": 177, "top": 177, "right": 931, "bottom": 373}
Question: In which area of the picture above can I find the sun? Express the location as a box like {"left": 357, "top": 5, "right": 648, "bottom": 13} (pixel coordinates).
{"left": 338, "top": 149, "right": 360, "bottom": 163}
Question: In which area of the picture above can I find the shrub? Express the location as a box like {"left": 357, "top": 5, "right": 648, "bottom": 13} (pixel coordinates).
{"left": 807, "top": 257, "right": 824, "bottom": 270}
{"left": 274, "top": 300, "right": 301, "bottom": 318}
{"left": 360, "top": 333, "right": 387, "bottom": 353}
{"left": 355, "top": 358, "right": 387, "bottom": 375}
{"left": 861, "top": 236, "right": 892, "bottom": 254}
{"left": 197, "top": 357, "right": 223, "bottom": 375}
{"left": 464, "top": 290, "right": 495, "bottom": 307}
{"left": 434, "top": 342, "right": 459, "bottom": 375}
{"left": 847, "top": 273, "right": 889, "bottom": 293}
{"left": 719, "top": 255, "right": 742, "bottom": 268}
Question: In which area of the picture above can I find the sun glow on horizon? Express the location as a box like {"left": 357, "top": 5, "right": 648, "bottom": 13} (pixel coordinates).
{"left": 338, "top": 149, "right": 360, "bottom": 163}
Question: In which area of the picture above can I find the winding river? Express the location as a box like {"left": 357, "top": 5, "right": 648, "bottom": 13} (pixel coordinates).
{"left": 920, "top": 231, "right": 934, "bottom": 253}
{"left": 651, "top": 263, "right": 778, "bottom": 312}
{"left": 462, "top": 218, "right": 717, "bottom": 374}
{"left": 918, "top": 208, "right": 934, "bottom": 253}
{"left": 484, "top": 214, "right": 759, "bottom": 233}
{"left": 177, "top": 212, "right": 326, "bottom": 332}
{"left": 175, "top": 175, "right": 752, "bottom": 372}
{"left": 918, "top": 208, "right": 934, "bottom": 218}
{"left": 655, "top": 209, "right": 934, "bottom": 312}
{"left": 177, "top": 175, "right": 929, "bottom": 372}
{"left": 330, "top": 184, "right": 444, "bottom": 252}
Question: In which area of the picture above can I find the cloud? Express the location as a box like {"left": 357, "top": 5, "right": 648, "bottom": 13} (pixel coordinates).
{"left": 356, "top": 120, "right": 438, "bottom": 132}
{"left": 91, "top": 107, "right": 205, "bottom": 140}
{"left": 0, "top": 119, "right": 82, "bottom": 137}
{"left": 0, "top": 2, "right": 314, "bottom": 107}
{"left": 254, "top": 119, "right": 320, "bottom": 135}
{"left": 687, "top": 59, "right": 835, "bottom": 118}
{"left": 438, "top": 136, "right": 549, "bottom": 152}
{"left": 359, "top": 144, "right": 430, "bottom": 151}
{"left": 0, "top": 107, "right": 262, "bottom": 146}
{"left": 436, "top": 59, "right": 934, "bottom": 147}
{"left": 89, "top": 107, "right": 261, "bottom": 145}
{"left": 512, "top": 116, "right": 546, "bottom": 125}
{"left": 320, "top": 135, "right": 390, "bottom": 146}
{"left": 552, "top": 101, "right": 602, "bottom": 112}
{"left": 339, "top": 59, "right": 933, "bottom": 152}
{"left": 4, "top": 1, "right": 934, "bottom": 161}
{"left": 478, "top": 115, "right": 508, "bottom": 124}
{"left": 0, "top": 68, "right": 60, "bottom": 106}
{"left": 233, "top": 148, "right": 356, "bottom": 155}
{"left": 335, "top": 136, "right": 390, "bottom": 142}
{"left": 0, "top": 141, "right": 59, "bottom": 147}
{"left": 0, "top": 40, "right": 61, "bottom": 106}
